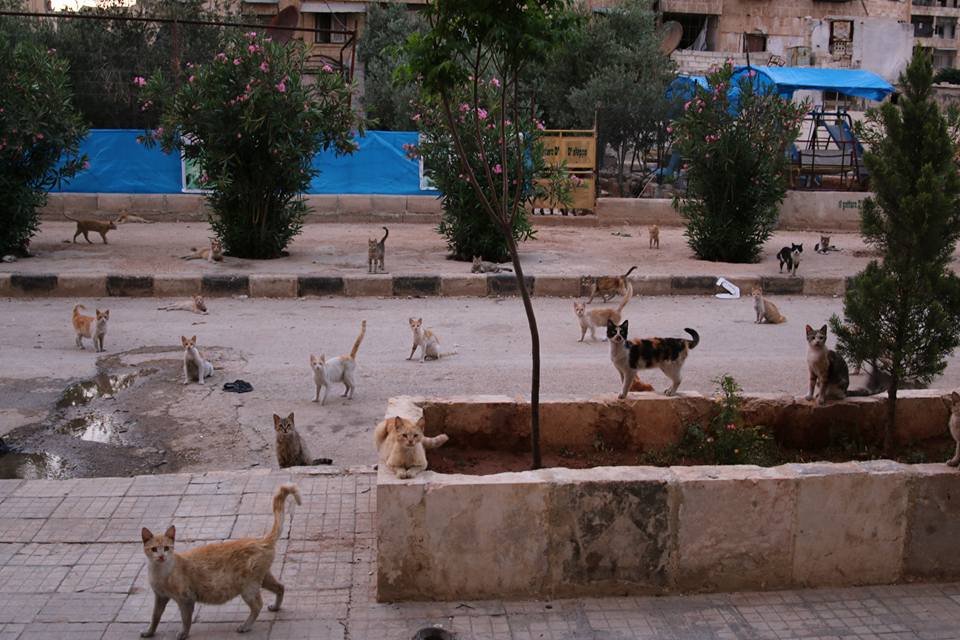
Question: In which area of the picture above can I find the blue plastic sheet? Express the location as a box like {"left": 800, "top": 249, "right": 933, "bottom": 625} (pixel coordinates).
{"left": 730, "top": 66, "right": 895, "bottom": 102}
{"left": 55, "top": 129, "right": 436, "bottom": 195}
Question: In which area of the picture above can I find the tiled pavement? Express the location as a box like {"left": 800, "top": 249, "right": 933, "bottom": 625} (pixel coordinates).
{"left": 0, "top": 470, "right": 959, "bottom": 640}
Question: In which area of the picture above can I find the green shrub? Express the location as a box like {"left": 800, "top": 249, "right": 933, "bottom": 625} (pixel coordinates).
{"left": 673, "top": 63, "right": 805, "bottom": 263}
{"left": 934, "top": 67, "right": 960, "bottom": 85}
{"left": 0, "top": 39, "right": 88, "bottom": 255}
{"left": 140, "top": 31, "right": 360, "bottom": 259}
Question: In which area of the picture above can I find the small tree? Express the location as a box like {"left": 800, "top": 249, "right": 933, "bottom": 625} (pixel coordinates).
{"left": 831, "top": 49, "right": 960, "bottom": 454}
{"left": 0, "top": 38, "right": 88, "bottom": 255}
{"left": 672, "top": 63, "right": 805, "bottom": 263}
{"left": 406, "top": 0, "right": 572, "bottom": 469}
{"left": 140, "top": 31, "right": 360, "bottom": 259}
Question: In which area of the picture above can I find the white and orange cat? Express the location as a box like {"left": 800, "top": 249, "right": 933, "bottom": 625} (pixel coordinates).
{"left": 407, "top": 317, "right": 445, "bottom": 361}
{"left": 575, "top": 283, "right": 633, "bottom": 342}
{"left": 752, "top": 287, "right": 786, "bottom": 324}
{"left": 181, "top": 335, "right": 214, "bottom": 385}
{"left": 311, "top": 320, "right": 366, "bottom": 405}
{"left": 181, "top": 239, "right": 223, "bottom": 263}
{"left": 139, "top": 484, "right": 300, "bottom": 639}
{"left": 158, "top": 295, "right": 208, "bottom": 315}
{"left": 72, "top": 304, "right": 109, "bottom": 352}
{"left": 375, "top": 416, "right": 448, "bottom": 479}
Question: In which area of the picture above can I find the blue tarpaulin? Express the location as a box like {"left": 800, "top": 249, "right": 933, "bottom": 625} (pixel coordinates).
{"left": 730, "top": 66, "right": 895, "bottom": 102}
{"left": 666, "top": 75, "right": 709, "bottom": 102}
{"left": 55, "top": 129, "right": 436, "bottom": 195}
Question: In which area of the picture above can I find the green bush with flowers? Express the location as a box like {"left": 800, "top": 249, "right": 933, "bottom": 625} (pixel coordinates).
{"left": 0, "top": 39, "right": 88, "bottom": 255}
{"left": 138, "top": 31, "right": 361, "bottom": 259}
{"left": 672, "top": 62, "right": 806, "bottom": 263}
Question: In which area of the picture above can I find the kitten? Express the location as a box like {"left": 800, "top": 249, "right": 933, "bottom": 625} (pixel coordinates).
{"left": 574, "top": 282, "right": 633, "bottom": 341}
{"left": 587, "top": 265, "right": 637, "bottom": 303}
{"left": 408, "top": 317, "right": 442, "bottom": 361}
{"left": 629, "top": 375, "right": 655, "bottom": 392}
{"left": 181, "top": 335, "right": 214, "bottom": 385}
{"left": 856, "top": 357, "right": 926, "bottom": 395}
{"left": 804, "top": 324, "right": 849, "bottom": 405}
{"left": 72, "top": 304, "right": 109, "bottom": 352}
{"left": 607, "top": 319, "right": 699, "bottom": 397}
{"left": 64, "top": 213, "right": 116, "bottom": 244}
{"left": 139, "top": 484, "right": 300, "bottom": 640}
{"left": 158, "top": 295, "right": 208, "bottom": 315}
{"left": 181, "top": 239, "right": 223, "bottom": 263}
{"left": 752, "top": 287, "right": 786, "bottom": 324}
{"left": 115, "top": 213, "right": 154, "bottom": 224}
{"left": 648, "top": 224, "right": 660, "bottom": 249}
{"left": 310, "top": 320, "right": 366, "bottom": 405}
{"left": 368, "top": 227, "right": 388, "bottom": 273}
{"left": 776, "top": 243, "right": 802, "bottom": 276}
{"left": 471, "top": 256, "right": 513, "bottom": 273}
{"left": 374, "top": 416, "right": 448, "bottom": 479}
{"left": 814, "top": 235, "right": 832, "bottom": 254}
{"left": 947, "top": 392, "right": 960, "bottom": 467}
{"left": 273, "top": 413, "right": 332, "bottom": 468}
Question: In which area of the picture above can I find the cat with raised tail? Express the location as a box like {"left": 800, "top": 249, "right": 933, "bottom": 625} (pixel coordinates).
{"left": 139, "top": 484, "right": 301, "bottom": 639}
{"left": 575, "top": 282, "right": 633, "bottom": 341}
{"left": 752, "top": 287, "right": 786, "bottom": 324}
{"left": 181, "top": 335, "right": 214, "bottom": 385}
{"left": 587, "top": 265, "right": 637, "bottom": 303}
{"left": 311, "top": 320, "right": 366, "bottom": 405}
{"left": 72, "top": 304, "right": 109, "bottom": 352}
{"left": 375, "top": 416, "right": 448, "bottom": 479}
{"left": 368, "top": 227, "right": 388, "bottom": 273}
{"left": 64, "top": 213, "right": 116, "bottom": 244}
{"left": 607, "top": 319, "right": 699, "bottom": 397}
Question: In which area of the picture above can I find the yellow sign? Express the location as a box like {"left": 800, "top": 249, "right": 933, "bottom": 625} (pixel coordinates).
{"left": 535, "top": 129, "right": 597, "bottom": 211}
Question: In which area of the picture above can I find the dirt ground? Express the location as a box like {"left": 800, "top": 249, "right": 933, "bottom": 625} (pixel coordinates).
{"left": 3, "top": 295, "right": 960, "bottom": 480}
{"left": 1, "top": 220, "right": 928, "bottom": 278}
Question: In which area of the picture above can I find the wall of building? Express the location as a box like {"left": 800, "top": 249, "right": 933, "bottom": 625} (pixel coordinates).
{"left": 808, "top": 17, "right": 913, "bottom": 82}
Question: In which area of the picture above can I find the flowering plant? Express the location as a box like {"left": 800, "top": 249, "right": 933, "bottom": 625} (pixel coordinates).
{"left": 139, "top": 31, "right": 361, "bottom": 259}
{"left": 1, "top": 40, "right": 88, "bottom": 254}
{"left": 672, "top": 62, "right": 806, "bottom": 263}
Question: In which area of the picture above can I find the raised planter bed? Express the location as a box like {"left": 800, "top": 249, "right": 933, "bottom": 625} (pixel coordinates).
{"left": 376, "top": 393, "right": 960, "bottom": 602}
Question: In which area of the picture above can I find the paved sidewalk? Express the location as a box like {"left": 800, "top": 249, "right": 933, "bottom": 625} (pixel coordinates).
{"left": 1, "top": 468, "right": 959, "bottom": 640}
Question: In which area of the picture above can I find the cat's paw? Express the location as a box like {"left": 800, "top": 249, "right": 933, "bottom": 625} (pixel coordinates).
{"left": 947, "top": 458, "right": 960, "bottom": 467}
{"left": 268, "top": 604, "right": 280, "bottom": 612}
{"left": 236, "top": 624, "right": 252, "bottom": 633}
{"left": 663, "top": 389, "right": 675, "bottom": 396}
{"left": 140, "top": 631, "right": 155, "bottom": 638}
{"left": 176, "top": 632, "right": 190, "bottom": 640}
{"left": 617, "top": 392, "right": 627, "bottom": 400}
{"left": 804, "top": 394, "right": 813, "bottom": 401}
{"left": 182, "top": 380, "right": 190, "bottom": 386}
{"left": 396, "top": 469, "right": 411, "bottom": 479}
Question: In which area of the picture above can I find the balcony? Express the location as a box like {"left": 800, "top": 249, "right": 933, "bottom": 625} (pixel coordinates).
{"left": 659, "top": 0, "right": 721, "bottom": 15}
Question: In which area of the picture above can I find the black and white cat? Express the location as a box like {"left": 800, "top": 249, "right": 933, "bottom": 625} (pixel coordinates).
{"left": 607, "top": 319, "right": 699, "bottom": 397}
{"left": 777, "top": 243, "right": 803, "bottom": 276}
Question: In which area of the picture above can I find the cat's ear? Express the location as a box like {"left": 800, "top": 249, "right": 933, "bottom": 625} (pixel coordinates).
{"left": 165, "top": 525, "right": 176, "bottom": 540}
{"left": 415, "top": 416, "right": 426, "bottom": 429}
{"left": 141, "top": 527, "right": 153, "bottom": 543}
{"left": 620, "top": 319, "right": 628, "bottom": 332}
{"left": 273, "top": 414, "right": 282, "bottom": 430}
{"left": 819, "top": 324, "right": 827, "bottom": 334}
{"left": 181, "top": 336, "right": 189, "bottom": 346}
{"left": 190, "top": 335, "right": 196, "bottom": 343}
{"left": 951, "top": 391, "right": 960, "bottom": 404}
{"left": 103, "top": 310, "right": 109, "bottom": 319}
{"left": 319, "top": 353, "right": 326, "bottom": 363}
{"left": 309, "top": 354, "right": 316, "bottom": 366}
{"left": 287, "top": 412, "right": 294, "bottom": 423}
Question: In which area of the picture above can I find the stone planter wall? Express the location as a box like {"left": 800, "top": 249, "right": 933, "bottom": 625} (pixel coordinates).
{"left": 376, "top": 394, "right": 960, "bottom": 602}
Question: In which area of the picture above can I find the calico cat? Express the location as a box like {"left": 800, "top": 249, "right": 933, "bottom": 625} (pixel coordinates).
{"left": 65, "top": 213, "right": 116, "bottom": 244}
{"left": 72, "top": 304, "right": 109, "bottom": 352}
{"left": 752, "top": 287, "right": 786, "bottom": 324}
{"left": 607, "top": 319, "right": 699, "bottom": 397}
{"left": 158, "top": 295, "right": 207, "bottom": 315}
{"left": 587, "top": 265, "right": 637, "bottom": 303}
{"left": 368, "top": 227, "right": 388, "bottom": 273}
{"left": 777, "top": 243, "right": 802, "bottom": 276}
{"left": 574, "top": 282, "right": 633, "bottom": 341}
{"left": 471, "top": 256, "right": 513, "bottom": 273}
{"left": 375, "top": 416, "right": 449, "bottom": 479}
{"left": 408, "top": 318, "right": 442, "bottom": 361}
{"left": 804, "top": 324, "right": 849, "bottom": 405}
{"left": 115, "top": 213, "right": 154, "bottom": 224}
{"left": 648, "top": 224, "right": 660, "bottom": 249}
{"left": 310, "top": 320, "right": 366, "bottom": 405}
{"left": 139, "top": 484, "right": 300, "bottom": 640}
{"left": 947, "top": 392, "right": 960, "bottom": 467}
{"left": 181, "top": 335, "right": 215, "bottom": 385}
{"left": 181, "top": 239, "right": 223, "bottom": 263}
{"left": 273, "top": 413, "right": 332, "bottom": 468}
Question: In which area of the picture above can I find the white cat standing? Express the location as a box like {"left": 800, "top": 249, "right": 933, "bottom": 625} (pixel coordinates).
{"left": 311, "top": 320, "right": 366, "bottom": 405}
{"left": 181, "top": 335, "right": 214, "bottom": 385}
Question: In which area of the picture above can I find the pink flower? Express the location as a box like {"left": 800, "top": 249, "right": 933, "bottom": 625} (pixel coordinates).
{"left": 459, "top": 103, "right": 470, "bottom": 113}
{"left": 726, "top": 423, "right": 736, "bottom": 431}
{"left": 35, "top": 133, "right": 44, "bottom": 140}
{"left": 748, "top": 70, "right": 757, "bottom": 78}
{"left": 237, "top": 133, "right": 242, "bottom": 139}
{"left": 133, "top": 76, "right": 146, "bottom": 87}
{"left": 200, "top": 172, "right": 209, "bottom": 184}
{"left": 260, "top": 61, "right": 269, "bottom": 72}
{"left": 536, "top": 121, "right": 545, "bottom": 131}
{"left": 493, "top": 164, "right": 502, "bottom": 174}
{"left": 322, "top": 64, "right": 333, "bottom": 73}
{"left": 186, "top": 62, "right": 194, "bottom": 69}
{"left": 490, "top": 77, "right": 501, "bottom": 88}
{"left": 245, "top": 31, "right": 257, "bottom": 38}
{"left": 476, "top": 108, "right": 488, "bottom": 121}
{"left": 275, "top": 81, "right": 286, "bottom": 93}
{"left": 188, "top": 75, "right": 195, "bottom": 83}
{"left": 683, "top": 101, "right": 691, "bottom": 111}
{"left": 82, "top": 161, "right": 90, "bottom": 170}
{"left": 666, "top": 126, "right": 673, "bottom": 134}
{"left": 216, "top": 53, "right": 228, "bottom": 63}
{"left": 248, "top": 44, "right": 257, "bottom": 53}
{"left": 233, "top": 58, "right": 241, "bottom": 65}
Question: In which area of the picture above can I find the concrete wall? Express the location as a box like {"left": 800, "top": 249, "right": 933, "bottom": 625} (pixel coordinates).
{"left": 377, "top": 394, "right": 960, "bottom": 602}
{"left": 808, "top": 17, "right": 913, "bottom": 83}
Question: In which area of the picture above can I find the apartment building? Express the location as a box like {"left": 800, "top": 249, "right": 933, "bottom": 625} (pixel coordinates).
{"left": 912, "top": 0, "right": 960, "bottom": 69}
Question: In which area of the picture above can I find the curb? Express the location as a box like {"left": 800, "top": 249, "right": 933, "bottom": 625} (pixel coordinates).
{"left": 0, "top": 272, "right": 846, "bottom": 299}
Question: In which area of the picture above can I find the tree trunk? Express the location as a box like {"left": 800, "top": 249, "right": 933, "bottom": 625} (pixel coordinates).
{"left": 885, "top": 381, "right": 898, "bottom": 456}
{"left": 505, "top": 233, "right": 542, "bottom": 469}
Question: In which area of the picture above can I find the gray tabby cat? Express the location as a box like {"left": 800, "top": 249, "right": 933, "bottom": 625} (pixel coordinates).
{"left": 273, "top": 413, "right": 332, "bottom": 468}
{"left": 471, "top": 256, "right": 513, "bottom": 273}
{"left": 368, "top": 227, "right": 388, "bottom": 273}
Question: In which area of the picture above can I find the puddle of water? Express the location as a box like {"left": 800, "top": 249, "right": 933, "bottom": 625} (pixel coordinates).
{"left": 57, "top": 373, "right": 139, "bottom": 409}
{"left": 59, "top": 413, "right": 132, "bottom": 445}
{"left": 0, "top": 451, "right": 69, "bottom": 480}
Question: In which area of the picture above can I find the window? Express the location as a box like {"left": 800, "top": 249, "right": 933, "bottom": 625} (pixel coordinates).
{"left": 743, "top": 33, "right": 766, "bottom": 53}
{"left": 314, "top": 13, "right": 347, "bottom": 44}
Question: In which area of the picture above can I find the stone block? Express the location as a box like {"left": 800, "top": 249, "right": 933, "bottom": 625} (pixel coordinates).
{"left": 10, "top": 274, "right": 58, "bottom": 296}
{"left": 0, "top": 274, "right": 11, "bottom": 297}
{"left": 343, "top": 277, "right": 391, "bottom": 297}
{"left": 96, "top": 194, "right": 134, "bottom": 214}
{"left": 56, "top": 273, "right": 107, "bottom": 298}
{"left": 392, "top": 276, "right": 440, "bottom": 297}
{"left": 405, "top": 196, "right": 442, "bottom": 214}
{"left": 904, "top": 464, "right": 960, "bottom": 580}
{"left": 488, "top": 274, "right": 535, "bottom": 296}
{"left": 402, "top": 213, "right": 442, "bottom": 225}
{"left": 671, "top": 276, "right": 716, "bottom": 295}
{"left": 673, "top": 466, "right": 797, "bottom": 591}
{"left": 249, "top": 274, "right": 297, "bottom": 298}
{"left": 303, "top": 195, "right": 339, "bottom": 214}
{"left": 59, "top": 194, "right": 99, "bottom": 215}
{"left": 128, "top": 195, "right": 167, "bottom": 215}
{"left": 298, "top": 276, "right": 345, "bottom": 297}
{"left": 370, "top": 195, "right": 407, "bottom": 215}
{"left": 792, "top": 461, "right": 908, "bottom": 586}
{"left": 440, "top": 276, "right": 487, "bottom": 297}
{"left": 164, "top": 194, "right": 205, "bottom": 217}
{"left": 533, "top": 276, "right": 580, "bottom": 297}
{"left": 201, "top": 275, "right": 249, "bottom": 297}
{"left": 106, "top": 275, "right": 153, "bottom": 297}
{"left": 153, "top": 275, "right": 201, "bottom": 297}
{"left": 761, "top": 276, "right": 804, "bottom": 295}
{"left": 338, "top": 195, "right": 374, "bottom": 215}
{"left": 631, "top": 276, "right": 672, "bottom": 296}
{"left": 729, "top": 276, "right": 761, "bottom": 295}
{"left": 803, "top": 277, "right": 845, "bottom": 296}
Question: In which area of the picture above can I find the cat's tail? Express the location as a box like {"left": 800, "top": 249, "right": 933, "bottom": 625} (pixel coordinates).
{"left": 846, "top": 388, "right": 880, "bottom": 397}
{"left": 62, "top": 213, "right": 78, "bottom": 222}
{"left": 380, "top": 226, "right": 389, "bottom": 244}
{"left": 501, "top": 266, "right": 513, "bottom": 272}
{"left": 621, "top": 265, "right": 638, "bottom": 279}
{"left": 684, "top": 328, "right": 700, "bottom": 349}
{"left": 616, "top": 282, "right": 634, "bottom": 313}
{"left": 264, "top": 484, "right": 301, "bottom": 546}
{"left": 72, "top": 304, "right": 86, "bottom": 318}
{"left": 422, "top": 433, "right": 449, "bottom": 450}
{"left": 311, "top": 458, "right": 333, "bottom": 465}
{"left": 350, "top": 320, "right": 367, "bottom": 360}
